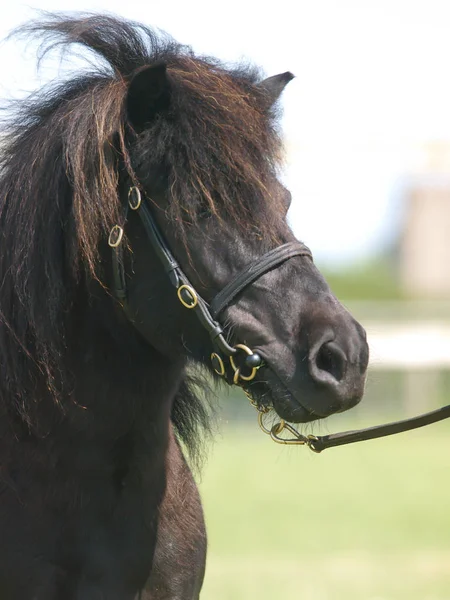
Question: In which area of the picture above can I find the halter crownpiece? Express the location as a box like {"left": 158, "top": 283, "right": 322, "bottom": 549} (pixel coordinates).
{"left": 109, "top": 186, "right": 450, "bottom": 452}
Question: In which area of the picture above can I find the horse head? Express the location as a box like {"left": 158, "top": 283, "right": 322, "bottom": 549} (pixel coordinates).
{"left": 119, "top": 61, "right": 369, "bottom": 423}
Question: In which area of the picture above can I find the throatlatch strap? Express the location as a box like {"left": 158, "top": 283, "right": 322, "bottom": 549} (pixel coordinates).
{"left": 210, "top": 242, "right": 312, "bottom": 319}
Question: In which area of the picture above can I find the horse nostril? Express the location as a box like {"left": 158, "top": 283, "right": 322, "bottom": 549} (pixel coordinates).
{"left": 312, "top": 341, "right": 347, "bottom": 384}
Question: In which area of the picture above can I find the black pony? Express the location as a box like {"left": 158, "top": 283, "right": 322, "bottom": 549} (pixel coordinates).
{"left": 0, "top": 14, "right": 369, "bottom": 600}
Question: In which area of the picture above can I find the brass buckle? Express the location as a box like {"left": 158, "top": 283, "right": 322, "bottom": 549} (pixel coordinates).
{"left": 177, "top": 284, "right": 198, "bottom": 309}
{"left": 108, "top": 225, "right": 124, "bottom": 248}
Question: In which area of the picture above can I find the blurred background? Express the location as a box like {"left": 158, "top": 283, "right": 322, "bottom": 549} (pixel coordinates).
{"left": 2, "top": 1, "right": 450, "bottom": 598}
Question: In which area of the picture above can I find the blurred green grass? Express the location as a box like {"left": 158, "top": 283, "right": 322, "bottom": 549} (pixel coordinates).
{"left": 198, "top": 421, "right": 450, "bottom": 600}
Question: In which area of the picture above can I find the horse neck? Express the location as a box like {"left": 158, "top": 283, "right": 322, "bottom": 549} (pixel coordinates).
{"left": 0, "top": 290, "right": 185, "bottom": 496}
{"left": 63, "top": 288, "right": 186, "bottom": 442}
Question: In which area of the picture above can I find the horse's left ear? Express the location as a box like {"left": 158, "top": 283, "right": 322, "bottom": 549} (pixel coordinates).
{"left": 126, "top": 64, "right": 171, "bottom": 131}
{"left": 259, "top": 72, "right": 294, "bottom": 106}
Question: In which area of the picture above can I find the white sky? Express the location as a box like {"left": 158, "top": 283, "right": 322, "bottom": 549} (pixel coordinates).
{"left": 1, "top": 0, "right": 450, "bottom": 266}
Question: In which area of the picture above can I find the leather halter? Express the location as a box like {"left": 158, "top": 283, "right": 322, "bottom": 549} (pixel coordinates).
{"left": 109, "top": 186, "right": 450, "bottom": 452}
{"left": 109, "top": 186, "right": 312, "bottom": 382}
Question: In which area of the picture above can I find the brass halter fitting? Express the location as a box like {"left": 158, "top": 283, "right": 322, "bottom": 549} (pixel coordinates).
{"left": 177, "top": 285, "right": 198, "bottom": 308}
{"left": 211, "top": 352, "right": 226, "bottom": 376}
{"left": 255, "top": 403, "right": 320, "bottom": 450}
{"left": 209, "top": 344, "right": 263, "bottom": 384}
{"left": 108, "top": 225, "right": 124, "bottom": 248}
{"left": 128, "top": 186, "right": 142, "bottom": 210}
{"left": 230, "top": 344, "right": 262, "bottom": 382}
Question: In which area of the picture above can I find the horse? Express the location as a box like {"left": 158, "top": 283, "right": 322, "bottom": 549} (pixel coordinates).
{"left": 0, "top": 14, "right": 369, "bottom": 599}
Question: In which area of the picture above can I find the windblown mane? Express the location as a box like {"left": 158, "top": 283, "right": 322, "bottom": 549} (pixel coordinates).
{"left": 0, "top": 14, "right": 284, "bottom": 452}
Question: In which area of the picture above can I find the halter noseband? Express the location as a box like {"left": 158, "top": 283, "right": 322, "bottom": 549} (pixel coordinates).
{"left": 109, "top": 185, "right": 450, "bottom": 453}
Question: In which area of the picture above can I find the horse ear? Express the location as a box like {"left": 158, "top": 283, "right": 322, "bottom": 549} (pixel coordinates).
{"left": 259, "top": 72, "right": 294, "bottom": 106}
{"left": 126, "top": 64, "right": 170, "bottom": 131}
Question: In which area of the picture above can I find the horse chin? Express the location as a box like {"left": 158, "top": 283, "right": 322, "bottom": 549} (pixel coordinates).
{"left": 245, "top": 372, "right": 322, "bottom": 424}
{"left": 271, "top": 393, "right": 321, "bottom": 423}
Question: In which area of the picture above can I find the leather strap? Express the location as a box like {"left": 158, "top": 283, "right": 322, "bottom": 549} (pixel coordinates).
{"left": 111, "top": 201, "right": 129, "bottom": 302}
{"left": 120, "top": 200, "right": 237, "bottom": 358}
{"left": 137, "top": 201, "right": 181, "bottom": 288}
{"left": 308, "top": 404, "right": 450, "bottom": 452}
{"left": 210, "top": 242, "right": 312, "bottom": 319}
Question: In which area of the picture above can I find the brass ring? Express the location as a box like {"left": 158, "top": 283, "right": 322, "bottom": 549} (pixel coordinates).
{"left": 307, "top": 435, "right": 321, "bottom": 453}
{"left": 272, "top": 420, "right": 286, "bottom": 436}
{"left": 177, "top": 285, "right": 198, "bottom": 309}
{"left": 211, "top": 353, "right": 225, "bottom": 377}
{"left": 270, "top": 421, "right": 308, "bottom": 445}
{"left": 258, "top": 411, "right": 273, "bottom": 435}
{"left": 230, "top": 344, "right": 258, "bottom": 382}
{"left": 108, "top": 225, "right": 124, "bottom": 248}
{"left": 233, "top": 368, "right": 241, "bottom": 385}
{"left": 128, "top": 186, "right": 142, "bottom": 210}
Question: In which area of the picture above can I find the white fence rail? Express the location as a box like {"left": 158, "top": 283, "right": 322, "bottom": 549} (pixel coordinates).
{"left": 367, "top": 321, "right": 450, "bottom": 370}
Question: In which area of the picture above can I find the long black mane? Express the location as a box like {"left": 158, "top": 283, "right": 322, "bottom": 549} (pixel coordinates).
{"left": 0, "top": 14, "right": 283, "bottom": 454}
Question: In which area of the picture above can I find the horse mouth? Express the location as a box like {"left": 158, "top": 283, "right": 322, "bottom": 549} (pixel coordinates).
{"left": 243, "top": 364, "right": 322, "bottom": 424}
